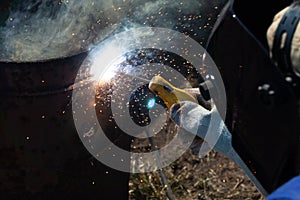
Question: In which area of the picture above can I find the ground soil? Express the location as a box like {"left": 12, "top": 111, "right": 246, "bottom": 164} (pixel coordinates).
{"left": 129, "top": 149, "right": 265, "bottom": 200}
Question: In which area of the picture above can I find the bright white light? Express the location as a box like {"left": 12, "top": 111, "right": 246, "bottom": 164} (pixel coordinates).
{"left": 89, "top": 38, "right": 126, "bottom": 82}
{"left": 101, "top": 68, "right": 116, "bottom": 81}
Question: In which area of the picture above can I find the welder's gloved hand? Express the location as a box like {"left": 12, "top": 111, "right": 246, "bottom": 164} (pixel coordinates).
{"left": 266, "top": 2, "right": 300, "bottom": 72}
{"left": 170, "top": 101, "right": 230, "bottom": 157}
{"left": 266, "top": 175, "right": 300, "bottom": 200}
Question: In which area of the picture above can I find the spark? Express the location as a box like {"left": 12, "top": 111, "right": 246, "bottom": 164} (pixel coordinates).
{"left": 147, "top": 98, "right": 156, "bottom": 109}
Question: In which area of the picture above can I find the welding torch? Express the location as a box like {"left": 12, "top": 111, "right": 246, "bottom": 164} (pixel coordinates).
{"left": 147, "top": 75, "right": 268, "bottom": 196}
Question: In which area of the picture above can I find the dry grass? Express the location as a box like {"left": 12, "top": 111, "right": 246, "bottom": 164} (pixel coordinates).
{"left": 129, "top": 149, "right": 265, "bottom": 200}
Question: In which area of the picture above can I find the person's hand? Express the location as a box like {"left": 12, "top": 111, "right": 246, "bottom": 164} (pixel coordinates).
{"left": 266, "top": 2, "right": 300, "bottom": 73}
{"left": 170, "top": 101, "right": 212, "bottom": 138}
{"left": 170, "top": 101, "right": 212, "bottom": 156}
{"left": 169, "top": 101, "right": 230, "bottom": 157}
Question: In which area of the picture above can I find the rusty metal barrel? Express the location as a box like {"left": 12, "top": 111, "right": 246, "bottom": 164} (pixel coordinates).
{"left": 0, "top": 1, "right": 133, "bottom": 199}
{"left": 0, "top": 53, "right": 131, "bottom": 199}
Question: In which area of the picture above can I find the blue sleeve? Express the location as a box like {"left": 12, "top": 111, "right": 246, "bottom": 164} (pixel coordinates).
{"left": 266, "top": 175, "right": 300, "bottom": 200}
